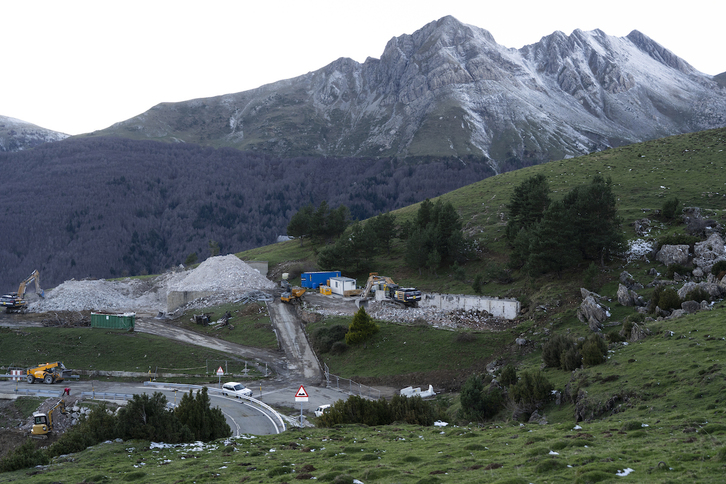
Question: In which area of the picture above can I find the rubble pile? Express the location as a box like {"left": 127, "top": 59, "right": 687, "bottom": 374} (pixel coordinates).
{"left": 309, "top": 301, "right": 515, "bottom": 331}
{"left": 171, "top": 255, "right": 276, "bottom": 293}
{"left": 28, "top": 255, "right": 276, "bottom": 313}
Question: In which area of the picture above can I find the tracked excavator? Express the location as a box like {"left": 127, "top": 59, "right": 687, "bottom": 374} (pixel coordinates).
{"left": 0, "top": 269, "right": 44, "bottom": 313}
{"left": 356, "top": 273, "right": 421, "bottom": 309}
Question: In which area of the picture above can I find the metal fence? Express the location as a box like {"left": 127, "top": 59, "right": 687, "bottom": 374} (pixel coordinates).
{"left": 323, "top": 363, "right": 380, "bottom": 400}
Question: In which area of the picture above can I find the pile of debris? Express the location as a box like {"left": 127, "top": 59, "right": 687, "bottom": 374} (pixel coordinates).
{"left": 28, "top": 255, "right": 276, "bottom": 314}
{"left": 308, "top": 301, "right": 514, "bottom": 331}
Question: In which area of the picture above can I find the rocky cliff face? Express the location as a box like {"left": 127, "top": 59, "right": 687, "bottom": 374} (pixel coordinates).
{"left": 88, "top": 16, "right": 726, "bottom": 172}
{"left": 0, "top": 116, "right": 69, "bottom": 152}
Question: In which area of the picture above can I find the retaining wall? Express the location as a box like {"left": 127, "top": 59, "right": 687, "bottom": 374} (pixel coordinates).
{"left": 166, "top": 290, "right": 214, "bottom": 313}
{"left": 420, "top": 293, "right": 520, "bottom": 320}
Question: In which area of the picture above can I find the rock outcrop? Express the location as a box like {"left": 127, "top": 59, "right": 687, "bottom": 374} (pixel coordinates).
{"left": 577, "top": 289, "right": 609, "bottom": 331}
{"left": 656, "top": 245, "right": 690, "bottom": 266}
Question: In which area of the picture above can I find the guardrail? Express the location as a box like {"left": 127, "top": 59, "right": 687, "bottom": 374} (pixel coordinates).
{"left": 81, "top": 392, "right": 134, "bottom": 400}
{"left": 11, "top": 388, "right": 64, "bottom": 398}
{"left": 143, "top": 381, "right": 286, "bottom": 433}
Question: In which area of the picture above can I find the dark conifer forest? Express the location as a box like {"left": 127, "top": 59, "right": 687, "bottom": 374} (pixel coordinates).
{"left": 0, "top": 137, "right": 494, "bottom": 290}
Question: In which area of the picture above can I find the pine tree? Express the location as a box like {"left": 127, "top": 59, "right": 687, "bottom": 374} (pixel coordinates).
{"left": 345, "top": 307, "right": 379, "bottom": 345}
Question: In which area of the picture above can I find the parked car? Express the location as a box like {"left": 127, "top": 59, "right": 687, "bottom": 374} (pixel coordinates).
{"left": 314, "top": 404, "right": 331, "bottom": 417}
{"left": 222, "top": 382, "right": 252, "bottom": 398}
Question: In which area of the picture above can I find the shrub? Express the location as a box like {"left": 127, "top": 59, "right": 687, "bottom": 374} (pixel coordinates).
{"left": 542, "top": 334, "right": 577, "bottom": 369}
{"left": 316, "top": 394, "right": 442, "bottom": 427}
{"left": 648, "top": 285, "right": 682, "bottom": 313}
{"left": 685, "top": 286, "right": 711, "bottom": 303}
{"left": 510, "top": 370, "right": 553, "bottom": 409}
{"left": 657, "top": 233, "right": 699, "bottom": 251}
{"left": 607, "top": 329, "right": 626, "bottom": 343}
{"left": 665, "top": 263, "right": 690, "bottom": 279}
{"left": 329, "top": 341, "right": 348, "bottom": 355}
{"left": 581, "top": 334, "right": 608, "bottom": 367}
{"left": 661, "top": 196, "right": 680, "bottom": 221}
{"left": 583, "top": 262, "right": 600, "bottom": 292}
{"left": 313, "top": 325, "right": 348, "bottom": 353}
{"left": 0, "top": 439, "right": 49, "bottom": 472}
{"left": 472, "top": 274, "right": 484, "bottom": 294}
{"left": 560, "top": 345, "right": 583, "bottom": 371}
{"left": 499, "top": 364, "right": 518, "bottom": 387}
{"left": 459, "top": 374, "right": 505, "bottom": 421}
{"left": 711, "top": 260, "right": 726, "bottom": 278}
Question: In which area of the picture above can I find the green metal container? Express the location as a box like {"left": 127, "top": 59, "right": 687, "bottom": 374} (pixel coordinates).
{"left": 91, "top": 312, "right": 135, "bottom": 330}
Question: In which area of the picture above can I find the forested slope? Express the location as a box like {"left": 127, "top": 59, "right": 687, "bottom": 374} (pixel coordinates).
{"left": 0, "top": 137, "right": 494, "bottom": 290}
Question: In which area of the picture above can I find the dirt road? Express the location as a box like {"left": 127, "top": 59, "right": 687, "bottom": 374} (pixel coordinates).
{"left": 134, "top": 319, "right": 289, "bottom": 379}
{"left": 268, "top": 300, "right": 324, "bottom": 384}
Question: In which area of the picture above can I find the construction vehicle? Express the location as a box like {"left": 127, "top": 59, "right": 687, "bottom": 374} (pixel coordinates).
{"left": 0, "top": 269, "right": 44, "bottom": 313}
{"left": 280, "top": 278, "right": 306, "bottom": 304}
{"left": 31, "top": 399, "right": 67, "bottom": 439}
{"left": 356, "top": 273, "right": 421, "bottom": 308}
{"left": 26, "top": 361, "right": 71, "bottom": 384}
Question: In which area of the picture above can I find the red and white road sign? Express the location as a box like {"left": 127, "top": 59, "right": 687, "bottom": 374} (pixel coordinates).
{"left": 295, "top": 384, "right": 309, "bottom": 402}
{"left": 216, "top": 366, "right": 224, "bottom": 376}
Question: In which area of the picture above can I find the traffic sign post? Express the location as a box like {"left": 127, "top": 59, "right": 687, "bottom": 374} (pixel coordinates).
{"left": 217, "top": 366, "right": 224, "bottom": 387}
{"left": 295, "top": 385, "right": 309, "bottom": 425}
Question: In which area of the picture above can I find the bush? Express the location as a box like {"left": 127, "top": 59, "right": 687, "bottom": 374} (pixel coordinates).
{"left": 329, "top": 341, "right": 347, "bottom": 355}
{"left": 316, "top": 394, "right": 443, "bottom": 427}
{"left": 657, "top": 233, "right": 699, "bottom": 251}
{"left": 510, "top": 370, "right": 553, "bottom": 409}
{"left": 661, "top": 197, "right": 680, "bottom": 221}
{"left": 0, "top": 439, "right": 49, "bottom": 472}
{"left": 560, "top": 345, "right": 582, "bottom": 371}
{"left": 607, "top": 329, "right": 626, "bottom": 343}
{"left": 312, "top": 325, "right": 348, "bottom": 353}
{"left": 581, "top": 334, "right": 608, "bottom": 367}
{"left": 499, "top": 364, "right": 518, "bottom": 387}
{"left": 542, "top": 334, "right": 577, "bottom": 369}
{"left": 685, "top": 286, "right": 711, "bottom": 303}
{"left": 648, "top": 285, "right": 682, "bottom": 313}
{"left": 459, "top": 374, "right": 505, "bottom": 421}
{"left": 711, "top": 260, "right": 726, "bottom": 278}
{"left": 665, "top": 263, "right": 690, "bottom": 279}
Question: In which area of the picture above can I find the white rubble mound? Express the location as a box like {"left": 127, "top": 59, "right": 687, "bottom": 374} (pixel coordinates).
{"left": 29, "top": 255, "right": 275, "bottom": 313}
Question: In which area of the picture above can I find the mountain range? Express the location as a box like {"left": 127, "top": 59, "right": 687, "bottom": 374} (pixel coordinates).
{"left": 79, "top": 16, "right": 726, "bottom": 173}
{"left": 0, "top": 115, "right": 69, "bottom": 152}
{"left": 1, "top": 16, "right": 726, "bottom": 290}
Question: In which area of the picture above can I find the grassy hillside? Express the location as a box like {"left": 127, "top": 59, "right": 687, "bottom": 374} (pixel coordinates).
{"left": 3, "top": 128, "right": 726, "bottom": 481}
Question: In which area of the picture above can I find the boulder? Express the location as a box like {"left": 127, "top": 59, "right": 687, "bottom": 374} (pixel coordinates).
{"left": 677, "top": 281, "right": 724, "bottom": 300}
{"left": 693, "top": 233, "right": 726, "bottom": 273}
{"left": 630, "top": 323, "right": 651, "bottom": 342}
{"left": 655, "top": 244, "right": 690, "bottom": 266}
{"left": 577, "top": 290, "right": 609, "bottom": 331}
{"left": 619, "top": 271, "right": 643, "bottom": 290}
{"left": 617, "top": 284, "right": 635, "bottom": 306}
{"left": 681, "top": 300, "right": 700, "bottom": 313}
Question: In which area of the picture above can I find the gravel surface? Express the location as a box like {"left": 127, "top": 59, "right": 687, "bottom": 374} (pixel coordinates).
{"left": 28, "top": 255, "right": 277, "bottom": 314}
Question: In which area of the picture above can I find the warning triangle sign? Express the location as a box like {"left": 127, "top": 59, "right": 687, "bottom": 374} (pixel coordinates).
{"left": 295, "top": 385, "right": 309, "bottom": 398}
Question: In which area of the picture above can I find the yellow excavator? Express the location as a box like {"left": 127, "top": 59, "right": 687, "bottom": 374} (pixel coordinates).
{"left": 31, "top": 399, "right": 67, "bottom": 439}
{"left": 0, "top": 269, "right": 44, "bottom": 313}
{"left": 356, "top": 272, "right": 422, "bottom": 308}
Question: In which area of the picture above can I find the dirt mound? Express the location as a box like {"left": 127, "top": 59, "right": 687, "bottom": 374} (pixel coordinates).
{"left": 171, "top": 254, "right": 276, "bottom": 292}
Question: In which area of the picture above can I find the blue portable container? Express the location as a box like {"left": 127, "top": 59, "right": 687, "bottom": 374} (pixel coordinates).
{"left": 300, "top": 271, "right": 341, "bottom": 289}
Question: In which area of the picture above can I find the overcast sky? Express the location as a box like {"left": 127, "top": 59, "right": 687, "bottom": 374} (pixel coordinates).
{"left": 3, "top": 0, "right": 723, "bottom": 135}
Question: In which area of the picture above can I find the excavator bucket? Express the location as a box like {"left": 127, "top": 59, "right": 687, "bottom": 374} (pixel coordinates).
{"left": 355, "top": 298, "right": 368, "bottom": 310}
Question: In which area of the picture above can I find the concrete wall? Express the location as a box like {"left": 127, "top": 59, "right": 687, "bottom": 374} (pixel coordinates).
{"left": 420, "top": 293, "right": 520, "bottom": 320}
{"left": 167, "top": 290, "right": 214, "bottom": 313}
{"left": 246, "top": 260, "right": 268, "bottom": 276}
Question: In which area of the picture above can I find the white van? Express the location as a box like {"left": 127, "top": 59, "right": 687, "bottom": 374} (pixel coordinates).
{"left": 314, "top": 404, "right": 331, "bottom": 417}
